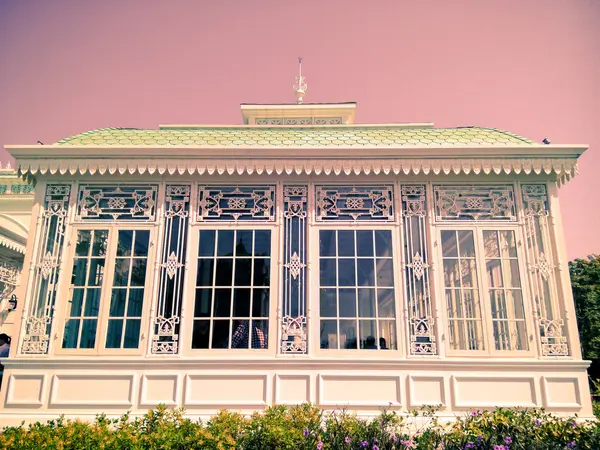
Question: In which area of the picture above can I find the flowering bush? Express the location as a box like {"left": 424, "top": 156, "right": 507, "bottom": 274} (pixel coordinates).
{"left": 0, "top": 404, "right": 599, "bottom": 449}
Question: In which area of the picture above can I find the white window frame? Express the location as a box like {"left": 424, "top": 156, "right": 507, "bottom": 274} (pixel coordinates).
{"left": 54, "top": 223, "right": 158, "bottom": 356}
{"left": 310, "top": 223, "right": 406, "bottom": 358}
{"left": 179, "top": 222, "right": 280, "bottom": 357}
{"left": 435, "top": 223, "right": 536, "bottom": 357}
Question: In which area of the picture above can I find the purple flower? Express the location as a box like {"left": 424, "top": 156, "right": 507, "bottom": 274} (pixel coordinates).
{"left": 477, "top": 435, "right": 483, "bottom": 443}
{"left": 392, "top": 435, "right": 398, "bottom": 443}
{"left": 373, "top": 446, "right": 379, "bottom": 450}
{"left": 317, "top": 441, "right": 323, "bottom": 450}
{"left": 304, "top": 429, "right": 310, "bottom": 437}
{"left": 464, "top": 443, "right": 475, "bottom": 449}
{"left": 345, "top": 436, "right": 351, "bottom": 444}
{"left": 567, "top": 442, "right": 576, "bottom": 449}
{"left": 572, "top": 421, "right": 578, "bottom": 428}
{"left": 471, "top": 410, "right": 478, "bottom": 417}
{"left": 373, "top": 438, "right": 378, "bottom": 443}
{"left": 535, "top": 418, "right": 542, "bottom": 426}
{"left": 505, "top": 436, "right": 512, "bottom": 444}
{"left": 493, "top": 446, "right": 507, "bottom": 450}
{"left": 360, "top": 441, "right": 369, "bottom": 448}
{"left": 400, "top": 440, "right": 414, "bottom": 448}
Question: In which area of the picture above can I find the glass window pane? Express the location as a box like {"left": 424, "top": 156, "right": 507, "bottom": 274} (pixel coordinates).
{"left": 117, "top": 230, "right": 133, "bottom": 257}
{"left": 198, "top": 230, "right": 216, "bottom": 256}
{"left": 105, "top": 319, "right": 123, "bottom": 348}
{"left": 486, "top": 259, "right": 504, "bottom": 288}
{"left": 133, "top": 230, "right": 150, "bottom": 256}
{"left": 234, "top": 259, "right": 252, "bottom": 286}
{"left": 376, "top": 259, "right": 394, "bottom": 287}
{"left": 62, "top": 319, "right": 80, "bottom": 349}
{"left": 69, "top": 288, "right": 84, "bottom": 317}
{"left": 338, "top": 259, "right": 356, "bottom": 286}
{"left": 88, "top": 259, "right": 105, "bottom": 286}
{"left": 506, "top": 259, "right": 522, "bottom": 288}
{"left": 84, "top": 289, "right": 101, "bottom": 317}
{"left": 356, "top": 230, "right": 374, "bottom": 257}
{"left": 461, "top": 259, "right": 478, "bottom": 288}
{"left": 71, "top": 259, "right": 88, "bottom": 286}
{"left": 359, "top": 320, "right": 377, "bottom": 349}
{"left": 337, "top": 231, "right": 355, "bottom": 257}
{"left": 251, "top": 320, "right": 269, "bottom": 349}
{"left": 92, "top": 230, "right": 108, "bottom": 256}
{"left": 192, "top": 320, "right": 210, "bottom": 348}
{"left": 358, "top": 288, "right": 376, "bottom": 318}
{"left": 253, "top": 259, "right": 270, "bottom": 286}
{"left": 213, "top": 289, "right": 231, "bottom": 317}
{"left": 458, "top": 230, "right": 475, "bottom": 257}
{"left": 320, "top": 259, "right": 337, "bottom": 286}
{"left": 233, "top": 288, "right": 251, "bottom": 317}
{"left": 75, "top": 230, "right": 91, "bottom": 256}
{"left": 123, "top": 319, "right": 141, "bottom": 348}
{"left": 379, "top": 320, "right": 396, "bottom": 350}
{"left": 320, "top": 320, "right": 337, "bottom": 349}
{"left": 109, "top": 289, "right": 127, "bottom": 317}
{"left": 320, "top": 288, "right": 337, "bottom": 317}
{"left": 483, "top": 230, "right": 500, "bottom": 258}
{"left": 215, "top": 260, "right": 233, "bottom": 286}
{"left": 252, "top": 289, "right": 269, "bottom": 317}
{"left": 375, "top": 231, "right": 392, "bottom": 257}
{"left": 377, "top": 289, "right": 395, "bottom": 318}
{"left": 130, "top": 259, "right": 147, "bottom": 286}
{"left": 212, "top": 320, "right": 230, "bottom": 349}
{"left": 319, "top": 230, "right": 336, "bottom": 257}
{"left": 254, "top": 230, "right": 271, "bottom": 257}
{"left": 194, "top": 289, "right": 212, "bottom": 317}
{"left": 127, "top": 288, "right": 144, "bottom": 317}
{"left": 443, "top": 259, "right": 460, "bottom": 288}
{"left": 441, "top": 230, "right": 458, "bottom": 257}
{"left": 338, "top": 288, "right": 356, "bottom": 317}
{"left": 235, "top": 230, "right": 253, "bottom": 256}
{"left": 339, "top": 320, "right": 357, "bottom": 349}
{"left": 356, "top": 259, "right": 375, "bottom": 286}
{"left": 217, "top": 230, "right": 234, "bottom": 256}
{"left": 113, "top": 259, "right": 130, "bottom": 286}
{"left": 499, "top": 230, "right": 517, "bottom": 258}
{"left": 196, "top": 259, "right": 214, "bottom": 286}
{"left": 79, "top": 319, "right": 97, "bottom": 349}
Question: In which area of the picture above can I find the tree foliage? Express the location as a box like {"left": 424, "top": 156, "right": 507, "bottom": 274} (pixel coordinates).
{"left": 569, "top": 254, "right": 600, "bottom": 361}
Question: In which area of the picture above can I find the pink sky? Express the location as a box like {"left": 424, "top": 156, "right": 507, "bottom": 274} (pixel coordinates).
{"left": 1, "top": 0, "right": 598, "bottom": 260}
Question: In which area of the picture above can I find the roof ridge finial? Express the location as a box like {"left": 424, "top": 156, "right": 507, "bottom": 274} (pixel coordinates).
{"left": 294, "top": 56, "right": 307, "bottom": 104}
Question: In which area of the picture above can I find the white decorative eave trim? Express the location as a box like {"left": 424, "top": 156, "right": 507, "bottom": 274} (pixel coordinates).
{"left": 12, "top": 157, "right": 580, "bottom": 184}
{"left": 6, "top": 144, "right": 586, "bottom": 185}
{"left": 0, "top": 235, "right": 26, "bottom": 254}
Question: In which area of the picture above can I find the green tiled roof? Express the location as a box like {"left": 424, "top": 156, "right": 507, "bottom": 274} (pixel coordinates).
{"left": 55, "top": 126, "right": 536, "bottom": 147}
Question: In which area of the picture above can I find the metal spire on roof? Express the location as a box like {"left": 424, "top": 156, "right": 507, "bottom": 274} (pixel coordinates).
{"left": 293, "top": 57, "right": 307, "bottom": 104}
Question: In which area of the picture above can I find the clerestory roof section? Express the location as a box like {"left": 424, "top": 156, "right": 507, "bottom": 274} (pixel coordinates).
{"left": 55, "top": 125, "right": 536, "bottom": 147}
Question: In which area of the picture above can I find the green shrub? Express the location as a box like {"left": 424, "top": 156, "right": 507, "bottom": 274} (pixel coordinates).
{"left": 0, "top": 404, "right": 599, "bottom": 449}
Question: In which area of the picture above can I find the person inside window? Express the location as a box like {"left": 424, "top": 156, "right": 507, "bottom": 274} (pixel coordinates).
{"left": 0, "top": 333, "right": 10, "bottom": 389}
{"left": 0, "top": 334, "right": 10, "bottom": 357}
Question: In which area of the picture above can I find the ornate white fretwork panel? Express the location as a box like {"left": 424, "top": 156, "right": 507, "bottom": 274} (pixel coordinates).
{"left": 400, "top": 186, "right": 436, "bottom": 355}
{"left": 521, "top": 184, "right": 568, "bottom": 356}
{"left": 281, "top": 186, "right": 308, "bottom": 353}
{"left": 197, "top": 186, "right": 275, "bottom": 222}
{"left": 0, "top": 255, "right": 21, "bottom": 311}
{"left": 254, "top": 117, "right": 343, "bottom": 125}
{"left": 315, "top": 185, "right": 394, "bottom": 221}
{"left": 21, "top": 184, "right": 71, "bottom": 354}
{"left": 76, "top": 185, "right": 157, "bottom": 221}
{"left": 152, "top": 185, "right": 191, "bottom": 354}
{"left": 434, "top": 185, "right": 517, "bottom": 222}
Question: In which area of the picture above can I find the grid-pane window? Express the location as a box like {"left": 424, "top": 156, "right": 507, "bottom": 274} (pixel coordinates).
{"left": 105, "top": 230, "right": 149, "bottom": 349}
{"left": 442, "top": 228, "right": 529, "bottom": 353}
{"left": 319, "top": 230, "right": 397, "bottom": 350}
{"left": 483, "top": 230, "right": 527, "bottom": 351}
{"left": 192, "top": 229, "right": 271, "bottom": 349}
{"left": 62, "top": 230, "right": 108, "bottom": 349}
{"left": 442, "top": 230, "right": 484, "bottom": 351}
